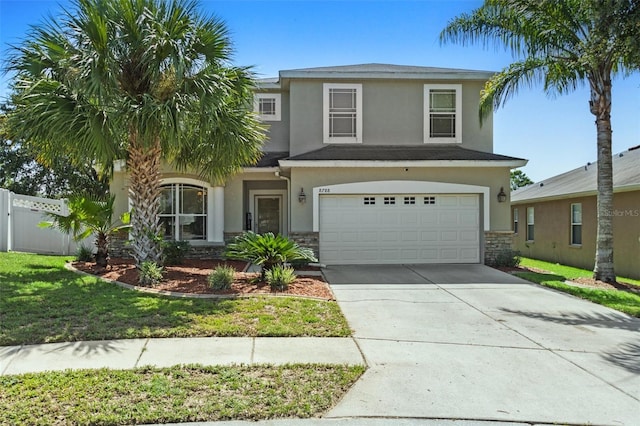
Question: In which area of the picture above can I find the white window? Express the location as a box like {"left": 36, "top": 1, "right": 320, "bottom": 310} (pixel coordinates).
{"left": 571, "top": 203, "right": 582, "bottom": 245}
{"left": 160, "top": 184, "right": 208, "bottom": 241}
{"left": 513, "top": 208, "right": 519, "bottom": 234}
{"left": 424, "top": 196, "right": 436, "bottom": 205}
{"left": 254, "top": 93, "right": 281, "bottom": 121}
{"left": 383, "top": 196, "right": 396, "bottom": 205}
{"left": 424, "top": 84, "right": 462, "bottom": 143}
{"left": 323, "top": 83, "right": 362, "bottom": 143}
{"left": 364, "top": 197, "right": 376, "bottom": 205}
{"left": 526, "top": 207, "right": 535, "bottom": 241}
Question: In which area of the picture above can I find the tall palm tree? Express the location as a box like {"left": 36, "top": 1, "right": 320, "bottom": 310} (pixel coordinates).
{"left": 441, "top": 0, "right": 640, "bottom": 283}
{"left": 6, "top": 0, "right": 265, "bottom": 267}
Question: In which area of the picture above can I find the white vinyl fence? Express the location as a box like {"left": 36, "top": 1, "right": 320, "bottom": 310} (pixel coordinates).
{"left": 0, "top": 189, "right": 93, "bottom": 255}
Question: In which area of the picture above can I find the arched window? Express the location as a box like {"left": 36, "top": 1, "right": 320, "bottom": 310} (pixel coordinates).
{"left": 159, "top": 183, "right": 207, "bottom": 240}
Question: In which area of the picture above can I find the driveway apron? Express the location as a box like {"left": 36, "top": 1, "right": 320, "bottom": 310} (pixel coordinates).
{"left": 324, "top": 264, "right": 640, "bottom": 425}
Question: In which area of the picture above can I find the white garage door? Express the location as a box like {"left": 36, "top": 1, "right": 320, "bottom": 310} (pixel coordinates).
{"left": 319, "top": 194, "right": 480, "bottom": 264}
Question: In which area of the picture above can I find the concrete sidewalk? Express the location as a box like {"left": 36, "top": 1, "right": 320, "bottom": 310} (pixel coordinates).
{"left": 0, "top": 337, "right": 364, "bottom": 375}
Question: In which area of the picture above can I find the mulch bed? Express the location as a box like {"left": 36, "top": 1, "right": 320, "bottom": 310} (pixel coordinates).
{"left": 73, "top": 258, "right": 335, "bottom": 300}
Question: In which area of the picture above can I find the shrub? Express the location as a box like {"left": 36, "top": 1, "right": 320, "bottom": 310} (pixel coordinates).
{"left": 265, "top": 265, "right": 297, "bottom": 291}
{"left": 208, "top": 264, "right": 236, "bottom": 290}
{"left": 75, "top": 244, "right": 94, "bottom": 262}
{"left": 162, "top": 240, "right": 191, "bottom": 265}
{"left": 493, "top": 249, "right": 522, "bottom": 268}
{"left": 225, "top": 232, "right": 317, "bottom": 280}
{"left": 138, "top": 261, "right": 163, "bottom": 286}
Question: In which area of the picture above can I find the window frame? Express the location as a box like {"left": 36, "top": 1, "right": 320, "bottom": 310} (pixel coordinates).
{"left": 513, "top": 208, "right": 519, "bottom": 234}
{"left": 570, "top": 203, "right": 582, "bottom": 246}
{"left": 254, "top": 93, "right": 281, "bottom": 121}
{"left": 157, "top": 178, "right": 217, "bottom": 242}
{"left": 526, "top": 207, "right": 535, "bottom": 242}
{"left": 323, "top": 83, "right": 363, "bottom": 144}
{"left": 423, "top": 84, "right": 462, "bottom": 144}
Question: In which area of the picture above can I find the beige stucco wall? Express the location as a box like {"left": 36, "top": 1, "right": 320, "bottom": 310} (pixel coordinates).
{"left": 258, "top": 89, "right": 290, "bottom": 153}
{"left": 289, "top": 166, "right": 512, "bottom": 232}
{"left": 288, "top": 79, "right": 493, "bottom": 156}
{"left": 512, "top": 190, "right": 640, "bottom": 279}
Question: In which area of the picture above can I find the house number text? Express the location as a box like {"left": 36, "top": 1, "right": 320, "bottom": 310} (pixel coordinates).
{"left": 318, "top": 188, "right": 331, "bottom": 193}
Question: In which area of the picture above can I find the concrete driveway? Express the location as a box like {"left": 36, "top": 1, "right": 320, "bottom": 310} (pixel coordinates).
{"left": 323, "top": 264, "right": 640, "bottom": 425}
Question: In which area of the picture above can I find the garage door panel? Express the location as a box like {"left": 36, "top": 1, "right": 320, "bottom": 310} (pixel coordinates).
{"left": 401, "top": 231, "right": 418, "bottom": 242}
{"left": 460, "top": 230, "right": 479, "bottom": 242}
{"left": 380, "top": 231, "right": 400, "bottom": 242}
{"left": 421, "top": 230, "right": 438, "bottom": 241}
{"left": 460, "top": 195, "right": 479, "bottom": 207}
{"left": 440, "top": 231, "right": 459, "bottom": 242}
{"left": 320, "top": 194, "right": 480, "bottom": 264}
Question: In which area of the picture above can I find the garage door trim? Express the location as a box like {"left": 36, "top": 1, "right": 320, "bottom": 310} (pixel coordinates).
{"left": 312, "top": 180, "right": 489, "bottom": 232}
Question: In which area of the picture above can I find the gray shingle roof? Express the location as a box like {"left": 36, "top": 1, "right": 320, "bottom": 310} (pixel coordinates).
{"left": 253, "top": 151, "right": 289, "bottom": 168}
{"left": 285, "top": 145, "right": 525, "bottom": 162}
{"left": 512, "top": 145, "right": 640, "bottom": 203}
{"left": 278, "top": 63, "right": 495, "bottom": 81}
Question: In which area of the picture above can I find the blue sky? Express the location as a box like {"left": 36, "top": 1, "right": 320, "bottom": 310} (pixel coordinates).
{"left": 1, "top": 0, "right": 638, "bottom": 182}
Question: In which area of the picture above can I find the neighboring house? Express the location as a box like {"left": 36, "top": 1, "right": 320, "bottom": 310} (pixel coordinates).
{"left": 111, "top": 63, "right": 527, "bottom": 265}
{"left": 511, "top": 145, "right": 640, "bottom": 279}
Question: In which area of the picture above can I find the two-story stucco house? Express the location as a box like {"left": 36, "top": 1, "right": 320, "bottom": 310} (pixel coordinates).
{"left": 110, "top": 63, "right": 527, "bottom": 265}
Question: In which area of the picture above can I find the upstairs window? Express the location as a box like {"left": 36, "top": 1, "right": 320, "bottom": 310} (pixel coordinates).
{"left": 424, "top": 84, "right": 462, "bottom": 143}
{"left": 254, "top": 93, "right": 281, "bottom": 121}
{"left": 323, "top": 83, "right": 362, "bottom": 143}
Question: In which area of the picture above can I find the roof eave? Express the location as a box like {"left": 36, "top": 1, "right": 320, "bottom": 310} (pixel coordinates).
{"left": 279, "top": 159, "right": 527, "bottom": 168}
{"left": 279, "top": 70, "right": 495, "bottom": 81}
{"left": 511, "top": 183, "right": 640, "bottom": 204}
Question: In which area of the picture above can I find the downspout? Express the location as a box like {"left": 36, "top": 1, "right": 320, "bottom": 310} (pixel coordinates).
{"left": 275, "top": 171, "right": 291, "bottom": 235}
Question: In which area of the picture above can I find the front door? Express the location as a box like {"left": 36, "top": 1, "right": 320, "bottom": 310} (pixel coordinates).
{"left": 254, "top": 195, "right": 282, "bottom": 235}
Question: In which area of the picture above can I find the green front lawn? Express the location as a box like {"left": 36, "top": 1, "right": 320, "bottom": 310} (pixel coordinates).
{"left": 519, "top": 257, "right": 640, "bottom": 287}
{"left": 515, "top": 258, "right": 640, "bottom": 317}
{"left": 0, "top": 364, "right": 365, "bottom": 425}
{"left": 0, "top": 252, "right": 350, "bottom": 346}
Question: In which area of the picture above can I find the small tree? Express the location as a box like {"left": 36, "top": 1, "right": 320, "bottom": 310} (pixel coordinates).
{"left": 510, "top": 170, "right": 534, "bottom": 191}
{"left": 41, "top": 195, "right": 130, "bottom": 267}
{"left": 225, "top": 232, "right": 317, "bottom": 280}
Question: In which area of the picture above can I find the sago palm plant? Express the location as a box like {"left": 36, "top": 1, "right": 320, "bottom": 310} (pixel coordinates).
{"left": 225, "top": 232, "right": 317, "bottom": 281}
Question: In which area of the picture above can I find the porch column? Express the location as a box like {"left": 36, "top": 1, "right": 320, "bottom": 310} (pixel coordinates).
{"left": 211, "top": 186, "right": 224, "bottom": 243}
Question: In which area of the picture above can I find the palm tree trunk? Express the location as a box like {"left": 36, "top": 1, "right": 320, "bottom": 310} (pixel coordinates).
{"left": 590, "top": 73, "right": 616, "bottom": 283}
{"left": 128, "top": 132, "right": 163, "bottom": 266}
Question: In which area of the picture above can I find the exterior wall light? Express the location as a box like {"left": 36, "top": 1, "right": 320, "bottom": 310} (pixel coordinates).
{"left": 298, "top": 188, "right": 307, "bottom": 204}
{"left": 497, "top": 186, "right": 507, "bottom": 203}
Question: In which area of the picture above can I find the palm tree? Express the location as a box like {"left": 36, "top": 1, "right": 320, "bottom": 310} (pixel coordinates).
{"left": 7, "top": 0, "right": 265, "bottom": 267}
{"left": 441, "top": 0, "right": 640, "bottom": 283}
{"left": 41, "top": 195, "right": 130, "bottom": 267}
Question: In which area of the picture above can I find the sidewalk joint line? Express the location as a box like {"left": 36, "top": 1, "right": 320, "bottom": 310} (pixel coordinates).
{"left": 133, "top": 338, "right": 149, "bottom": 368}
{"left": 356, "top": 336, "right": 546, "bottom": 351}
{"left": 0, "top": 345, "right": 23, "bottom": 375}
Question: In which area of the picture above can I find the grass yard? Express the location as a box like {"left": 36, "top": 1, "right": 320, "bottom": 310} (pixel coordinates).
{"left": 515, "top": 258, "right": 640, "bottom": 317}
{"left": 0, "top": 252, "right": 350, "bottom": 346}
{"left": 0, "top": 364, "right": 365, "bottom": 425}
{"left": 519, "top": 257, "right": 640, "bottom": 287}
